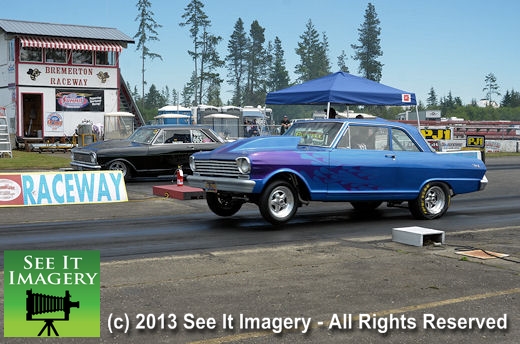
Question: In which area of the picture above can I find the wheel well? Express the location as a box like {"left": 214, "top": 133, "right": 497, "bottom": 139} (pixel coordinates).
{"left": 266, "top": 172, "right": 311, "bottom": 202}
{"left": 105, "top": 158, "right": 136, "bottom": 173}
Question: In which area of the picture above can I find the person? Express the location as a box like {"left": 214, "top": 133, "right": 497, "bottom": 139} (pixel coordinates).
{"left": 280, "top": 115, "right": 291, "bottom": 134}
{"left": 324, "top": 107, "right": 338, "bottom": 119}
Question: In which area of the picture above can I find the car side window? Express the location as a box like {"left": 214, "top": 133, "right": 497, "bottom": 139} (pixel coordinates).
{"left": 337, "top": 126, "right": 388, "bottom": 150}
{"left": 152, "top": 130, "right": 191, "bottom": 144}
{"left": 390, "top": 128, "right": 420, "bottom": 152}
{"left": 191, "top": 129, "right": 215, "bottom": 143}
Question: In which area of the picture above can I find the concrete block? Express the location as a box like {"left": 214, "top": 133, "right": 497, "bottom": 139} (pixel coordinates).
{"left": 392, "top": 226, "right": 445, "bottom": 247}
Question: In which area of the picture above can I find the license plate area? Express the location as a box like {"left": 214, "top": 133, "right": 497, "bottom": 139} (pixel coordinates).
{"left": 204, "top": 181, "right": 217, "bottom": 193}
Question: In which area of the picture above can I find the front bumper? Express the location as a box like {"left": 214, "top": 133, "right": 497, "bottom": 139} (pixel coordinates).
{"left": 187, "top": 175, "right": 256, "bottom": 193}
{"left": 479, "top": 175, "right": 488, "bottom": 191}
{"left": 70, "top": 161, "right": 102, "bottom": 170}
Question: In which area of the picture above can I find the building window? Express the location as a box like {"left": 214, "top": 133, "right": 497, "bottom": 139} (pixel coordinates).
{"left": 96, "top": 51, "right": 115, "bottom": 66}
{"left": 45, "top": 49, "right": 67, "bottom": 63}
{"left": 72, "top": 50, "right": 93, "bottom": 65}
{"left": 20, "top": 47, "right": 42, "bottom": 62}
{"left": 9, "top": 39, "right": 15, "bottom": 61}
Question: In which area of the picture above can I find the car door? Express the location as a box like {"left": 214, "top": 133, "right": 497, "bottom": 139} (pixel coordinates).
{"left": 147, "top": 128, "right": 221, "bottom": 173}
{"left": 387, "top": 127, "right": 434, "bottom": 198}
{"left": 327, "top": 125, "right": 399, "bottom": 201}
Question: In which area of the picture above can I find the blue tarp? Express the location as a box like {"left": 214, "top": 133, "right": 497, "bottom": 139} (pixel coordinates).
{"left": 265, "top": 71, "right": 416, "bottom": 106}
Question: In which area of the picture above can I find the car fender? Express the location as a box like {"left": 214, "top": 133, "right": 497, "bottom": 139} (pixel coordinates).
{"left": 253, "top": 167, "right": 314, "bottom": 201}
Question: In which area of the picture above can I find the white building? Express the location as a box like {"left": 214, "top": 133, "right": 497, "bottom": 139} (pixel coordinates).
{"left": 0, "top": 19, "right": 143, "bottom": 141}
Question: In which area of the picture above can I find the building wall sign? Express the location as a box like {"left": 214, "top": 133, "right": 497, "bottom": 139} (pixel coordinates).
{"left": 56, "top": 89, "right": 104, "bottom": 112}
{"left": 18, "top": 64, "right": 117, "bottom": 88}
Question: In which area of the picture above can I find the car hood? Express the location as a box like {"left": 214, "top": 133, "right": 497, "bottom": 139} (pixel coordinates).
{"left": 192, "top": 136, "right": 306, "bottom": 159}
{"left": 72, "top": 139, "right": 146, "bottom": 153}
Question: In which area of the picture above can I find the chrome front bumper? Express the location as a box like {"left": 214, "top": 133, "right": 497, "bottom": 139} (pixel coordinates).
{"left": 479, "top": 175, "right": 488, "bottom": 191}
{"left": 187, "top": 175, "right": 256, "bottom": 193}
{"left": 70, "top": 161, "right": 102, "bottom": 170}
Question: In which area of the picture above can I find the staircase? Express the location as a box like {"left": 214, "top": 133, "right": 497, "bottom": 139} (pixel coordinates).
{"left": 119, "top": 73, "right": 146, "bottom": 128}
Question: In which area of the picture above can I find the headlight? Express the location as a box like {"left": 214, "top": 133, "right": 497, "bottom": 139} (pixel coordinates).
{"left": 236, "top": 157, "right": 251, "bottom": 174}
{"left": 189, "top": 155, "right": 196, "bottom": 171}
{"left": 90, "top": 152, "right": 97, "bottom": 164}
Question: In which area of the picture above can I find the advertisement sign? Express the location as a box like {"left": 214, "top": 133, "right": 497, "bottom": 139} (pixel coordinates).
{"left": 0, "top": 171, "right": 127, "bottom": 207}
{"left": 4, "top": 250, "right": 100, "bottom": 337}
{"left": 56, "top": 89, "right": 104, "bottom": 112}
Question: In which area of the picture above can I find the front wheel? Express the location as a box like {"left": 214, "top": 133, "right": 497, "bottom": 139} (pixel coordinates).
{"left": 107, "top": 160, "right": 132, "bottom": 181}
{"left": 409, "top": 182, "right": 451, "bottom": 219}
{"left": 206, "top": 192, "right": 243, "bottom": 217}
{"left": 259, "top": 181, "right": 298, "bottom": 225}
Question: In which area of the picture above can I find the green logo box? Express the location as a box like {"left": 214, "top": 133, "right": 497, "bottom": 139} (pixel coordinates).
{"left": 3, "top": 250, "right": 100, "bottom": 337}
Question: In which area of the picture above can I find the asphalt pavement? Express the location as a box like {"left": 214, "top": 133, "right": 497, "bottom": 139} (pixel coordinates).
{"left": 1, "top": 157, "right": 519, "bottom": 343}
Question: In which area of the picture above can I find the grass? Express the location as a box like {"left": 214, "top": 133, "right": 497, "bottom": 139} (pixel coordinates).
{"left": 0, "top": 150, "right": 71, "bottom": 171}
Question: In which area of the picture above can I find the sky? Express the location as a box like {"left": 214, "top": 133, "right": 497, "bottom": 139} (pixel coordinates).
{"left": 3, "top": 0, "right": 519, "bottom": 106}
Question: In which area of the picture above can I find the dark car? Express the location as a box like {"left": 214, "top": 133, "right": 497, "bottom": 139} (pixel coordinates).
{"left": 187, "top": 118, "right": 488, "bottom": 225}
{"left": 70, "top": 125, "right": 224, "bottom": 180}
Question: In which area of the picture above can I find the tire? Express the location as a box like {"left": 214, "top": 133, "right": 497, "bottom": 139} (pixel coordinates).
{"left": 409, "top": 182, "right": 451, "bottom": 219}
{"left": 107, "top": 160, "right": 132, "bottom": 181}
{"left": 259, "top": 180, "right": 298, "bottom": 225}
{"left": 350, "top": 201, "right": 382, "bottom": 211}
{"left": 206, "top": 192, "right": 243, "bottom": 217}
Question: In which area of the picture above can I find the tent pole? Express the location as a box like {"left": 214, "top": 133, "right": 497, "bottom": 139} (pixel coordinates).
{"left": 415, "top": 106, "right": 420, "bottom": 130}
{"left": 326, "top": 102, "right": 331, "bottom": 118}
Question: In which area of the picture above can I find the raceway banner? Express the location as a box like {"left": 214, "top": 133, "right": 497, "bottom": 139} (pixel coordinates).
{"left": 0, "top": 171, "right": 127, "bottom": 207}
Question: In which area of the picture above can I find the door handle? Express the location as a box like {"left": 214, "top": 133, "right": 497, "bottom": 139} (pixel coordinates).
{"left": 385, "top": 154, "right": 396, "bottom": 159}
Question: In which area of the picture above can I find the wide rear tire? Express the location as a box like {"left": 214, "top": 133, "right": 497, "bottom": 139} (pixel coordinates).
{"left": 409, "top": 182, "right": 451, "bottom": 219}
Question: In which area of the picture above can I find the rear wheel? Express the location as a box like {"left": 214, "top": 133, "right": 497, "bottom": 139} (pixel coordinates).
{"left": 206, "top": 192, "right": 243, "bottom": 217}
{"left": 259, "top": 181, "right": 298, "bottom": 225}
{"left": 409, "top": 182, "right": 451, "bottom": 219}
{"left": 107, "top": 160, "right": 132, "bottom": 181}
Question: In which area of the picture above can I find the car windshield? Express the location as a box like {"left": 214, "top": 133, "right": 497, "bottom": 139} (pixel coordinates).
{"left": 284, "top": 121, "right": 343, "bottom": 147}
{"left": 127, "top": 127, "right": 160, "bottom": 144}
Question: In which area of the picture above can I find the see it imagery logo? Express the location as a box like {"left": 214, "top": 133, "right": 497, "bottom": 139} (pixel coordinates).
{"left": 3, "top": 250, "right": 100, "bottom": 337}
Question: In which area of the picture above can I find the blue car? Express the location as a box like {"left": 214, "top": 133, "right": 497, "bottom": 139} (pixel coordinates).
{"left": 187, "top": 118, "right": 487, "bottom": 225}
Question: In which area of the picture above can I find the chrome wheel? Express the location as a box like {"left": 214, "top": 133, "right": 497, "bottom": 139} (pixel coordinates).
{"left": 259, "top": 181, "right": 298, "bottom": 225}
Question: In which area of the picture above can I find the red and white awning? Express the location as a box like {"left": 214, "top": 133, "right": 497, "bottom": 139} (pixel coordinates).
{"left": 19, "top": 36, "right": 123, "bottom": 52}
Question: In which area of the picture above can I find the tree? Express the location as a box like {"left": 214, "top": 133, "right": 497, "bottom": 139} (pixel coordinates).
{"left": 337, "top": 50, "right": 349, "bottom": 73}
{"left": 134, "top": 0, "right": 162, "bottom": 107}
{"left": 294, "top": 19, "right": 331, "bottom": 82}
{"left": 226, "top": 18, "right": 248, "bottom": 105}
{"left": 267, "top": 36, "right": 290, "bottom": 92}
{"left": 502, "top": 89, "right": 520, "bottom": 107}
{"left": 180, "top": 0, "right": 223, "bottom": 105}
{"left": 427, "top": 87, "right": 438, "bottom": 107}
{"left": 483, "top": 73, "right": 501, "bottom": 104}
{"left": 244, "top": 20, "right": 268, "bottom": 105}
{"left": 351, "top": 3, "right": 383, "bottom": 82}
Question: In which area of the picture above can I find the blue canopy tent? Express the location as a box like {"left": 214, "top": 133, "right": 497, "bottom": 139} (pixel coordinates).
{"left": 265, "top": 71, "right": 418, "bottom": 125}
{"left": 266, "top": 71, "right": 416, "bottom": 106}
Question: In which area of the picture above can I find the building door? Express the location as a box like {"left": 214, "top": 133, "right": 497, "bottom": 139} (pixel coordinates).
{"left": 22, "top": 93, "right": 43, "bottom": 137}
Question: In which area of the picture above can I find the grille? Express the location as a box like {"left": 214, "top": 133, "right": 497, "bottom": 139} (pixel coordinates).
{"left": 72, "top": 152, "right": 95, "bottom": 164}
{"left": 195, "top": 160, "right": 240, "bottom": 177}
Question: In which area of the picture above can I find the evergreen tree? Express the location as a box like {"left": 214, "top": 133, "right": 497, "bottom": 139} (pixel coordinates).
{"left": 134, "top": 0, "right": 162, "bottom": 107}
{"left": 295, "top": 19, "right": 331, "bottom": 82}
{"left": 226, "top": 18, "right": 248, "bottom": 106}
{"left": 268, "top": 36, "right": 290, "bottom": 92}
{"left": 337, "top": 50, "right": 349, "bottom": 73}
{"left": 427, "top": 87, "right": 437, "bottom": 107}
{"left": 482, "top": 73, "right": 501, "bottom": 104}
{"left": 501, "top": 89, "right": 520, "bottom": 107}
{"left": 244, "top": 20, "right": 268, "bottom": 105}
{"left": 351, "top": 3, "right": 383, "bottom": 82}
{"left": 180, "top": 0, "right": 223, "bottom": 105}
